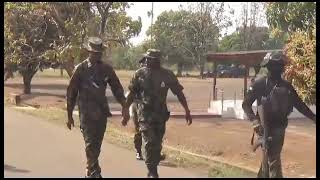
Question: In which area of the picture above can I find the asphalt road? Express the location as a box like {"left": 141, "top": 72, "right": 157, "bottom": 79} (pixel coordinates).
{"left": 4, "top": 107, "right": 203, "bottom": 178}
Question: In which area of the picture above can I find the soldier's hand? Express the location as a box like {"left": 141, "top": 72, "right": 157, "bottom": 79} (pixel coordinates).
{"left": 185, "top": 111, "right": 192, "bottom": 125}
{"left": 252, "top": 119, "right": 263, "bottom": 136}
{"left": 67, "top": 117, "right": 74, "bottom": 130}
{"left": 121, "top": 106, "right": 130, "bottom": 126}
{"left": 121, "top": 119, "right": 128, "bottom": 126}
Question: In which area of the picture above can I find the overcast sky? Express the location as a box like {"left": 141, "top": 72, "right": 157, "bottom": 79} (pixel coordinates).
{"left": 127, "top": 2, "right": 268, "bottom": 46}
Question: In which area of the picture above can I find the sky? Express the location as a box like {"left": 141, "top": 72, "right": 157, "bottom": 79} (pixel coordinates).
{"left": 127, "top": 2, "right": 268, "bottom": 46}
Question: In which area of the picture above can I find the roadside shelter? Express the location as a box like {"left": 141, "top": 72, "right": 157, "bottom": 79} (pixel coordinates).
{"left": 206, "top": 49, "right": 282, "bottom": 99}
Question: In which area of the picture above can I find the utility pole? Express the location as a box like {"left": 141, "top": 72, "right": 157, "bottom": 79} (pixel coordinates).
{"left": 151, "top": 2, "right": 154, "bottom": 47}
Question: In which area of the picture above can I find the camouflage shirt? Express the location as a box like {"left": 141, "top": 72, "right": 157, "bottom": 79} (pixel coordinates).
{"left": 128, "top": 67, "right": 183, "bottom": 124}
{"left": 67, "top": 59, "right": 125, "bottom": 121}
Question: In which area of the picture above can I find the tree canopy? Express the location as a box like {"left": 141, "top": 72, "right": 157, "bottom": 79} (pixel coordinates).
{"left": 266, "top": 2, "right": 316, "bottom": 104}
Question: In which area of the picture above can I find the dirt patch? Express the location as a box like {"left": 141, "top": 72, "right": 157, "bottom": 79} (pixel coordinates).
{"left": 108, "top": 116, "right": 315, "bottom": 178}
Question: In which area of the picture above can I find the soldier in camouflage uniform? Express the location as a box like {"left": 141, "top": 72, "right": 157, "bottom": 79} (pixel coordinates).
{"left": 128, "top": 57, "right": 167, "bottom": 161}
{"left": 66, "top": 37, "right": 129, "bottom": 178}
{"left": 122, "top": 49, "right": 192, "bottom": 178}
{"left": 129, "top": 57, "right": 145, "bottom": 160}
{"left": 242, "top": 51, "right": 316, "bottom": 178}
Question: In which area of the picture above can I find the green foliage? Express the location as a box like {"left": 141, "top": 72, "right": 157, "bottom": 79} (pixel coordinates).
{"left": 218, "top": 32, "right": 241, "bottom": 52}
{"left": 148, "top": 3, "right": 232, "bottom": 77}
{"left": 5, "top": 2, "right": 142, "bottom": 79}
{"left": 266, "top": 2, "right": 316, "bottom": 39}
{"left": 266, "top": 2, "right": 316, "bottom": 104}
{"left": 284, "top": 30, "right": 316, "bottom": 105}
{"left": 218, "top": 27, "right": 285, "bottom": 52}
{"left": 148, "top": 10, "right": 193, "bottom": 65}
{"left": 4, "top": 2, "right": 59, "bottom": 75}
{"left": 111, "top": 45, "right": 145, "bottom": 70}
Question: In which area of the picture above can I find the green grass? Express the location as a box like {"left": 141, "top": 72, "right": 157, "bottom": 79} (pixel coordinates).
{"left": 5, "top": 100, "right": 255, "bottom": 177}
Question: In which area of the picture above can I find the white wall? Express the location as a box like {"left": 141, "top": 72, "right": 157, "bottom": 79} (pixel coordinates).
{"left": 208, "top": 100, "right": 316, "bottom": 120}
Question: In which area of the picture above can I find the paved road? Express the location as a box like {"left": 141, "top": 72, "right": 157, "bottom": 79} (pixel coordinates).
{"left": 4, "top": 107, "right": 204, "bottom": 178}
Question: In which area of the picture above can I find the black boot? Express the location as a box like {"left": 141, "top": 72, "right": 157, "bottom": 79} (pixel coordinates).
{"left": 147, "top": 166, "right": 159, "bottom": 178}
{"left": 85, "top": 169, "right": 102, "bottom": 178}
{"left": 136, "top": 150, "right": 144, "bottom": 160}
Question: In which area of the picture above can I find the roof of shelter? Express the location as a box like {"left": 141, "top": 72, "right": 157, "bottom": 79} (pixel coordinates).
{"left": 206, "top": 49, "right": 283, "bottom": 66}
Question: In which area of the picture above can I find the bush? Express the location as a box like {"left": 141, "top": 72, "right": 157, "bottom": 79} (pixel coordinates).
{"left": 284, "top": 30, "right": 316, "bottom": 105}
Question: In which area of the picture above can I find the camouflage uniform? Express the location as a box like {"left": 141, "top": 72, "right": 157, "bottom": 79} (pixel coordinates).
{"left": 130, "top": 59, "right": 145, "bottom": 159}
{"left": 242, "top": 52, "right": 316, "bottom": 178}
{"left": 67, "top": 58, "right": 126, "bottom": 178}
{"left": 131, "top": 100, "right": 143, "bottom": 157}
{"left": 128, "top": 66, "right": 184, "bottom": 177}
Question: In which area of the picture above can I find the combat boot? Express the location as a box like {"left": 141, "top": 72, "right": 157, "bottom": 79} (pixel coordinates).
{"left": 147, "top": 166, "right": 159, "bottom": 178}
{"left": 147, "top": 172, "right": 159, "bottom": 178}
{"left": 85, "top": 169, "right": 102, "bottom": 178}
{"left": 136, "top": 150, "right": 144, "bottom": 160}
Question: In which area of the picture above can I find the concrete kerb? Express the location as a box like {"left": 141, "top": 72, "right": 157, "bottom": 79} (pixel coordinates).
{"left": 73, "top": 110, "right": 221, "bottom": 119}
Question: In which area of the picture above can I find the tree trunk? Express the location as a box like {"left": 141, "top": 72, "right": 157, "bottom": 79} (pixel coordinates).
{"left": 22, "top": 71, "right": 36, "bottom": 94}
{"left": 100, "top": 16, "right": 106, "bottom": 36}
{"left": 199, "top": 55, "right": 205, "bottom": 79}
{"left": 4, "top": 69, "right": 14, "bottom": 81}
{"left": 63, "top": 58, "right": 75, "bottom": 78}
{"left": 200, "top": 64, "right": 205, "bottom": 79}
{"left": 176, "top": 63, "right": 183, "bottom": 77}
{"left": 60, "top": 68, "right": 63, "bottom": 77}
{"left": 64, "top": 64, "right": 74, "bottom": 78}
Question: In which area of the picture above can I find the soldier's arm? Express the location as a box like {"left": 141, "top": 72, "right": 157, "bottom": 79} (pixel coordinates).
{"left": 167, "top": 71, "right": 190, "bottom": 113}
{"left": 66, "top": 65, "right": 81, "bottom": 120}
{"left": 125, "top": 72, "right": 140, "bottom": 108}
{"left": 289, "top": 84, "right": 316, "bottom": 122}
{"left": 106, "top": 66, "right": 126, "bottom": 107}
{"left": 242, "top": 83, "right": 260, "bottom": 125}
{"left": 176, "top": 91, "right": 191, "bottom": 114}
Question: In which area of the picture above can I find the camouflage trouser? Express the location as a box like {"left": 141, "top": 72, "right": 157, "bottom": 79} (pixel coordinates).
{"left": 80, "top": 119, "right": 107, "bottom": 178}
{"left": 131, "top": 103, "right": 142, "bottom": 152}
{"left": 140, "top": 121, "right": 166, "bottom": 176}
{"left": 257, "top": 128, "right": 285, "bottom": 178}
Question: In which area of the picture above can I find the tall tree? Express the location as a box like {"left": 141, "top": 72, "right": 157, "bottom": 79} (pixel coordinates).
{"left": 5, "top": 2, "right": 142, "bottom": 95}
{"left": 187, "top": 2, "right": 232, "bottom": 78}
{"left": 44, "top": 2, "right": 142, "bottom": 76}
{"left": 266, "top": 2, "right": 316, "bottom": 104}
{"left": 236, "top": 2, "right": 267, "bottom": 50}
{"left": 147, "top": 10, "right": 194, "bottom": 76}
{"left": 4, "top": 2, "right": 59, "bottom": 94}
{"left": 266, "top": 2, "right": 316, "bottom": 39}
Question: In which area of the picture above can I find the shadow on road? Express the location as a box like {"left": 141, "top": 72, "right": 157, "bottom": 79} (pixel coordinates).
{"left": 4, "top": 164, "right": 30, "bottom": 173}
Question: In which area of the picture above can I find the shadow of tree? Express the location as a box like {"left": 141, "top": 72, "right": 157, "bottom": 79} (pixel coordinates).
{"left": 4, "top": 164, "right": 30, "bottom": 173}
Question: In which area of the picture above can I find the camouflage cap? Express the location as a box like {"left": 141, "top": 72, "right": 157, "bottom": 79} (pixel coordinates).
{"left": 260, "top": 51, "right": 285, "bottom": 67}
{"left": 143, "top": 49, "right": 162, "bottom": 60}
